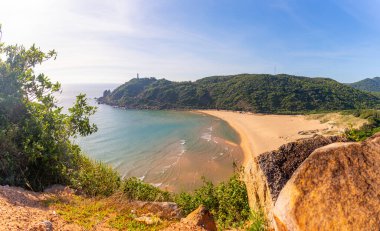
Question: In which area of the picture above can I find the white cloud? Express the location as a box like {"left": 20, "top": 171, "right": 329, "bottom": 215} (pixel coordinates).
{"left": 0, "top": 0, "right": 270, "bottom": 83}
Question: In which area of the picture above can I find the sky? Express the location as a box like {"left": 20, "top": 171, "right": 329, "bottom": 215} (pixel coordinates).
{"left": 1, "top": 0, "right": 380, "bottom": 84}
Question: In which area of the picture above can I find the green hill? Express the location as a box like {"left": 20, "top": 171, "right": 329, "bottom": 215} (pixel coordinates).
{"left": 98, "top": 74, "right": 380, "bottom": 114}
{"left": 348, "top": 77, "right": 380, "bottom": 92}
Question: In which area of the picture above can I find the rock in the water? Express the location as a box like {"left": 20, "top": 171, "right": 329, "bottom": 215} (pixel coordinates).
{"left": 244, "top": 135, "right": 346, "bottom": 227}
{"left": 273, "top": 133, "right": 380, "bottom": 231}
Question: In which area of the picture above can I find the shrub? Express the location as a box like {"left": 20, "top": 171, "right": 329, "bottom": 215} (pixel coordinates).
{"left": 174, "top": 173, "right": 251, "bottom": 229}
{"left": 120, "top": 177, "right": 171, "bottom": 201}
{"left": 248, "top": 210, "right": 266, "bottom": 231}
{"left": 70, "top": 155, "right": 121, "bottom": 197}
{"left": 345, "top": 109, "right": 380, "bottom": 141}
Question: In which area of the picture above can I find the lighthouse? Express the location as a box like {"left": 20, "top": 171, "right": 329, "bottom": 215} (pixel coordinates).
{"left": 137, "top": 73, "right": 139, "bottom": 79}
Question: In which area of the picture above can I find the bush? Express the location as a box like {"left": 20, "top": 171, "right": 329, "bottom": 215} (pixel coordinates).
{"left": 174, "top": 173, "right": 251, "bottom": 229}
{"left": 120, "top": 177, "right": 171, "bottom": 201}
{"left": 248, "top": 210, "right": 266, "bottom": 231}
{"left": 345, "top": 109, "right": 380, "bottom": 141}
{"left": 70, "top": 155, "right": 121, "bottom": 197}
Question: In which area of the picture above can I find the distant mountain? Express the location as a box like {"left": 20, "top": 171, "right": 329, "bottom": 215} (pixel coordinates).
{"left": 98, "top": 74, "right": 380, "bottom": 114}
{"left": 348, "top": 77, "right": 380, "bottom": 92}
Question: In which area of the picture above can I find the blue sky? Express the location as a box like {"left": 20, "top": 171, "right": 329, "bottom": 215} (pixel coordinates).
{"left": 1, "top": 0, "right": 380, "bottom": 83}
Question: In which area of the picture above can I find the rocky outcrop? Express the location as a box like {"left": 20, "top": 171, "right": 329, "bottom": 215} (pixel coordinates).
{"left": 273, "top": 133, "right": 380, "bottom": 231}
{"left": 258, "top": 135, "right": 347, "bottom": 202}
{"left": 164, "top": 205, "right": 217, "bottom": 231}
{"left": 244, "top": 135, "right": 347, "bottom": 226}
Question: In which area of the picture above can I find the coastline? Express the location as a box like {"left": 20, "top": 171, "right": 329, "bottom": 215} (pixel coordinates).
{"left": 197, "top": 110, "right": 336, "bottom": 165}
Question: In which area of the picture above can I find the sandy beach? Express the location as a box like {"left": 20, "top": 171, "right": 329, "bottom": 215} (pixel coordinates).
{"left": 198, "top": 110, "right": 347, "bottom": 165}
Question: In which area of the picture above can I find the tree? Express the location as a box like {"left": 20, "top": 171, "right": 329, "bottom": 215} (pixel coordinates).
{"left": 0, "top": 27, "right": 99, "bottom": 191}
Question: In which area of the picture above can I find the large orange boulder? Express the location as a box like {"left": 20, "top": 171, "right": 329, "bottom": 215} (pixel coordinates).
{"left": 244, "top": 135, "right": 346, "bottom": 226}
{"left": 273, "top": 133, "right": 380, "bottom": 231}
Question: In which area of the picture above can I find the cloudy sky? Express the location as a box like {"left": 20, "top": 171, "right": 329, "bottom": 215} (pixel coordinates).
{"left": 1, "top": 0, "right": 380, "bottom": 83}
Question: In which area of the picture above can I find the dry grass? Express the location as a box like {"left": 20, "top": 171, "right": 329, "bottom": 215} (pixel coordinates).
{"left": 306, "top": 113, "right": 368, "bottom": 133}
{"left": 44, "top": 193, "right": 175, "bottom": 231}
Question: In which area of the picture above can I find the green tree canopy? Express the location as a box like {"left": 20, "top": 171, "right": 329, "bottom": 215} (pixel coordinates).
{"left": 0, "top": 28, "right": 99, "bottom": 191}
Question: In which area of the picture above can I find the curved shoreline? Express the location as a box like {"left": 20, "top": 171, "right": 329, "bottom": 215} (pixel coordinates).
{"left": 197, "top": 110, "right": 335, "bottom": 165}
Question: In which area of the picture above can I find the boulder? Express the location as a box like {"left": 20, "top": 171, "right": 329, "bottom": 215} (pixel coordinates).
{"left": 183, "top": 205, "right": 217, "bottom": 231}
{"left": 163, "top": 205, "right": 217, "bottom": 231}
{"left": 273, "top": 133, "right": 380, "bottom": 231}
{"left": 244, "top": 135, "right": 347, "bottom": 226}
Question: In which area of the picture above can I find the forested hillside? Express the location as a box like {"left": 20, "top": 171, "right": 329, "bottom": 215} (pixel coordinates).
{"left": 98, "top": 74, "right": 380, "bottom": 114}
{"left": 348, "top": 77, "right": 380, "bottom": 92}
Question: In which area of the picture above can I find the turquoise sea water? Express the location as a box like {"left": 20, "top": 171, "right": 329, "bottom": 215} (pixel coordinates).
{"left": 58, "top": 84, "right": 243, "bottom": 192}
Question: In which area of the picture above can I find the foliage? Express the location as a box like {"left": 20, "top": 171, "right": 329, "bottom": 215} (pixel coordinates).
{"left": 174, "top": 173, "right": 251, "bottom": 229}
{"left": 344, "top": 109, "right": 380, "bottom": 141}
{"left": 120, "top": 177, "right": 171, "bottom": 202}
{"left": 98, "top": 74, "right": 380, "bottom": 113}
{"left": 371, "top": 91, "right": 380, "bottom": 98}
{"left": 69, "top": 155, "right": 121, "bottom": 197}
{"left": 109, "top": 214, "right": 163, "bottom": 231}
{"left": 248, "top": 210, "right": 267, "bottom": 231}
{"left": 0, "top": 30, "right": 106, "bottom": 192}
{"left": 48, "top": 194, "right": 171, "bottom": 230}
{"left": 54, "top": 196, "right": 113, "bottom": 230}
{"left": 348, "top": 77, "right": 380, "bottom": 92}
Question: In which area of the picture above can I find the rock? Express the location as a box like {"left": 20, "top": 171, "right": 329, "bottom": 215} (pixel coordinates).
{"left": 182, "top": 205, "right": 217, "bottom": 231}
{"left": 129, "top": 201, "right": 181, "bottom": 219}
{"left": 164, "top": 205, "right": 217, "bottom": 231}
{"left": 135, "top": 215, "right": 162, "bottom": 225}
{"left": 297, "top": 129, "right": 319, "bottom": 135}
{"left": 244, "top": 135, "right": 347, "bottom": 227}
{"left": 43, "top": 185, "right": 74, "bottom": 195}
{"left": 28, "top": 220, "right": 53, "bottom": 231}
{"left": 273, "top": 133, "right": 380, "bottom": 231}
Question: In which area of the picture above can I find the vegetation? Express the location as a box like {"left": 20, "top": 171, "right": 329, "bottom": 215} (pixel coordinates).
{"left": 344, "top": 109, "right": 380, "bottom": 141}
{"left": 0, "top": 29, "right": 121, "bottom": 195}
{"left": 0, "top": 30, "right": 263, "bottom": 229}
{"left": 174, "top": 173, "right": 257, "bottom": 229}
{"left": 348, "top": 77, "right": 380, "bottom": 92}
{"left": 46, "top": 194, "right": 172, "bottom": 230}
{"left": 121, "top": 177, "right": 171, "bottom": 202}
{"left": 98, "top": 74, "right": 380, "bottom": 113}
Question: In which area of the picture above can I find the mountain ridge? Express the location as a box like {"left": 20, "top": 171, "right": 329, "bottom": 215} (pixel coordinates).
{"left": 348, "top": 77, "right": 380, "bottom": 92}
{"left": 98, "top": 74, "right": 380, "bottom": 114}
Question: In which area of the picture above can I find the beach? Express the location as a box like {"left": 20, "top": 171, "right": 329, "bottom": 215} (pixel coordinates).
{"left": 198, "top": 110, "right": 339, "bottom": 165}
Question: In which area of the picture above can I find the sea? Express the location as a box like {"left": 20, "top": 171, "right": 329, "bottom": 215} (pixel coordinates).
{"left": 57, "top": 84, "right": 244, "bottom": 192}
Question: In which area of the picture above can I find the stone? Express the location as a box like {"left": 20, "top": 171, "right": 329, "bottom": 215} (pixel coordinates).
{"left": 244, "top": 135, "right": 347, "bottom": 227}
{"left": 182, "top": 205, "right": 217, "bottom": 231}
{"left": 130, "top": 201, "right": 181, "bottom": 219}
{"left": 135, "top": 215, "right": 162, "bottom": 225}
{"left": 28, "top": 220, "right": 53, "bottom": 231}
{"left": 273, "top": 133, "right": 380, "bottom": 231}
{"left": 162, "top": 205, "right": 217, "bottom": 231}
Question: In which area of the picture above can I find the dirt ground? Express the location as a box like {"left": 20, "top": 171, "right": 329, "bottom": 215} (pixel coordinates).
{"left": 0, "top": 185, "right": 82, "bottom": 231}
